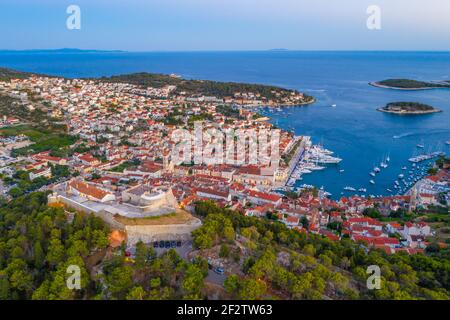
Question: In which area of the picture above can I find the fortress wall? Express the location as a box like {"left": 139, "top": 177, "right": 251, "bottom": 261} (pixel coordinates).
{"left": 50, "top": 195, "right": 125, "bottom": 230}
{"left": 125, "top": 219, "right": 202, "bottom": 244}
{"left": 49, "top": 194, "right": 200, "bottom": 244}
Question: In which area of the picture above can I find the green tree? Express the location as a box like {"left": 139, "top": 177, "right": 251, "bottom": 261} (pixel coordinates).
{"left": 126, "top": 286, "right": 146, "bottom": 300}
{"left": 182, "top": 264, "right": 205, "bottom": 299}
{"left": 224, "top": 275, "right": 239, "bottom": 294}
{"left": 105, "top": 265, "right": 134, "bottom": 299}
{"left": 135, "top": 241, "right": 150, "bottom": 269}
{"left": 33, "top": 241, "right": 45, "bottom": 269}
{"left": 238, "top": 278, "right": 267, "bottom": 300}
{"left": 219, "top": 244, "right": 230, "bottom": 258}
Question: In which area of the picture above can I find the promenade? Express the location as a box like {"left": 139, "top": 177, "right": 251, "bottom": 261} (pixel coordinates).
{"left": 283, "top": 136, "right": 309, "bottom": 187}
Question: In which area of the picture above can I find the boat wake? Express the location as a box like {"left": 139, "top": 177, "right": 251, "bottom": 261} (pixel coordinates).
{"left": 393, "top": 129, "right": 450, "bottom": 139}
{"left": 393, "top": 132, "right": 416, "bottom": 139}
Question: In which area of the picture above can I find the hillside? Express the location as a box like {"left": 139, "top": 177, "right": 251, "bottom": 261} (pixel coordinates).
{"left": 100, "top": 72, "right": 314, "bottom": 103}
{"left": 0, "top": 67, "right": 31, "bottom": 81}
{"left": 191, "top": 201, "right": 450, "bottom": 300}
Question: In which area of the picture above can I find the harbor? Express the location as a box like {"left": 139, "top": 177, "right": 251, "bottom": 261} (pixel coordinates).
{"left": 284, "top": 137, "right": 342, "bottom": 196}
{"left": 339, "top": 147, "right": 446, "bottom": 199}
{"left": 276, "top": 126, "right": 448, "bottom": 200}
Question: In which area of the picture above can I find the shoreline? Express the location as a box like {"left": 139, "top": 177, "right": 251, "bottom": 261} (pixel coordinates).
{"left": 242, "top": 97, "right": 316, "bottom": 108}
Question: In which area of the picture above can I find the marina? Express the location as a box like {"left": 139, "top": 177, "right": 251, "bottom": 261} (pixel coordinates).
{"left": 285, "top": 138, "right": 342, "bottom": 188}
{"left": 282, "top": 136, "right": 447, "bottom": 199}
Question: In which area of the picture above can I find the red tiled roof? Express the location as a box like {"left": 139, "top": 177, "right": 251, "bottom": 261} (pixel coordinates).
{"left": 69, "top": 179, "right": 111, "bottom": 200}
{"left": 246, "top": 190, "right": 281, "bottom": 202}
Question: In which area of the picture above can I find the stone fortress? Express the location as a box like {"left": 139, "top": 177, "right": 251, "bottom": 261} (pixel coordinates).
{"left": 49, "top": 178, "right": 201, "bottom": 243}
{"left": 121, "top": 184, "right": 178, "bottom": 215}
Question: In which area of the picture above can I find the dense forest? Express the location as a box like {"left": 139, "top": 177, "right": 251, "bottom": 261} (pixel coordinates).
{"left": 0, "top": 192, "right": 207, "bottom": 300}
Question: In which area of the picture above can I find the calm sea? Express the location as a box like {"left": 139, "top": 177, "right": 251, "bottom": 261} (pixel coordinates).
{"left": 1, "top": 50, "right": 449, "bottom": 198}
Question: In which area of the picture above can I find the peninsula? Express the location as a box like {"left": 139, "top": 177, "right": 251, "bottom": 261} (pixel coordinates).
{"left": 377, "top": 102, "right": 442, "bottom": 115}
{"left": 0, "top": 67, "right": 315, "bottom": 107}
{"left": 100, "top": 72, "right": 315, "bottom": 107}
{"left": 370, "top": 79, "right": 450, "bottom": 90}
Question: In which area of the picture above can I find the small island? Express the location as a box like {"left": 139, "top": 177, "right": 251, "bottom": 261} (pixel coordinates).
{"left": 377, "top": 102, "right": 442, "bottom": 115}
{"left": 370, "top": 79, "right": 450, "bottom": 90}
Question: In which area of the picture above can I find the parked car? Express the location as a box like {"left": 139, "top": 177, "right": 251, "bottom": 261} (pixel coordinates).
{"left": 176, "top": 241, "right": 182, "bottom": 247}
{"left": 153, "top": 241, "right": 159, "bottom": 248}
{"left": 164, "top": 241, "right": 171, "bottom": 248}
{"left": 159, "top": 240, "right": 164, "bottom": 248}
{"left": 170, "top": 241, "right": 176, "bottom": 248}
{"left": 214, "top": 267, "right": 225, "bottom": 275}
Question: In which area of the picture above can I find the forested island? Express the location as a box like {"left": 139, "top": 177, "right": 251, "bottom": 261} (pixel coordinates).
{"left": 370, "top": 79, "right": 450, "bottom": 90}
{"left": 377, "top": 102, "right": 442, "bottom": 115}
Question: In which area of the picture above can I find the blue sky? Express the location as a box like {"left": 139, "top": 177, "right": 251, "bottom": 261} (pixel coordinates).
{"left": 1, "top": 0, "right": 450, "bottom": 51}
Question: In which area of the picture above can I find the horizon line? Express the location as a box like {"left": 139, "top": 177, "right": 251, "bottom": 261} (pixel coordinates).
{"left": 1, "top": 48, "right": 450, "bottom": 54}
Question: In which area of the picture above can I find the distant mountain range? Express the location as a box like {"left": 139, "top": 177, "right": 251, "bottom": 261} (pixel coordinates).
{"left": 0, "top": 48, "right": 126, "bottom": 53}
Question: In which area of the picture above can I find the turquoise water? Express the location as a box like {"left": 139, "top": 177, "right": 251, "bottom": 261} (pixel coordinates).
{"left": 0, "top": 50, "right": 449, "bottom": 198}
